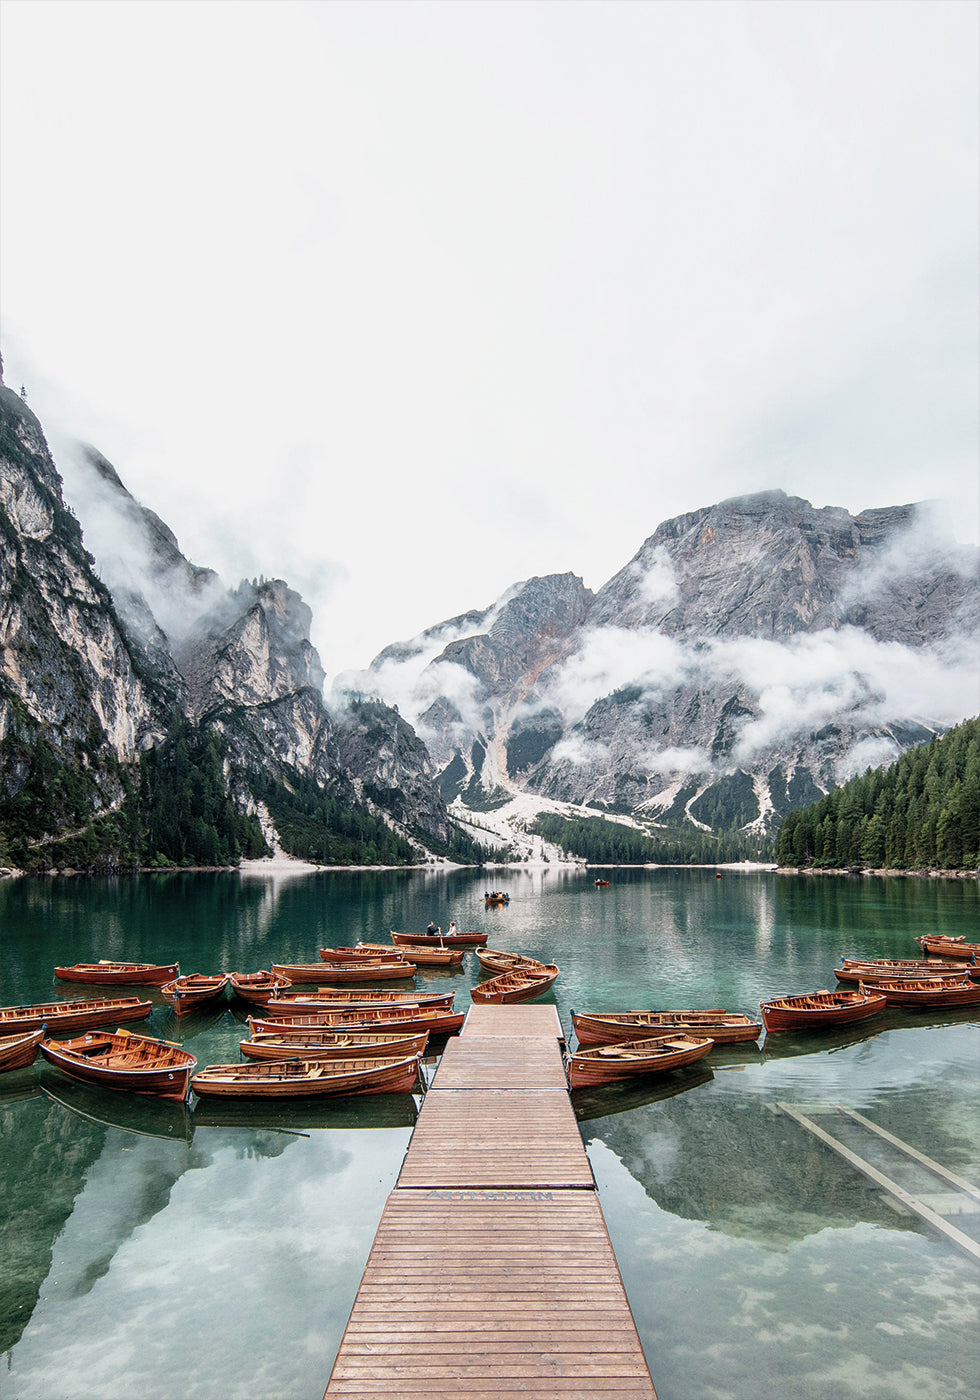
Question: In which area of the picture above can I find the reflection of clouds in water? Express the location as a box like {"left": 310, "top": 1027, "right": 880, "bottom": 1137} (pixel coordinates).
{"left": 7, "top": 1127, "right": 410, "bottom": 1399}
{"left": 589, "top": 1139, "right": 980, "bottom": 1400}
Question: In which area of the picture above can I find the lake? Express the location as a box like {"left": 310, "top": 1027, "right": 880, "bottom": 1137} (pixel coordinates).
{"left": 1, "top": 866, "right": 977, "bottom": 1400}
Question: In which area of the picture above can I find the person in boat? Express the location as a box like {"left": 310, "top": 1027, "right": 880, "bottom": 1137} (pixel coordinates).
{"left": 426, "top": 920, "right": 439, "bottom": 937}
{"left": 447, "top": 920, "right": 457, "bottom": 937}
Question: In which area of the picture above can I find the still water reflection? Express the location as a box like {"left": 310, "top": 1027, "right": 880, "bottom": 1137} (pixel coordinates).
{"left": 0, "top": 868, "right": 977, "bottom": 1399}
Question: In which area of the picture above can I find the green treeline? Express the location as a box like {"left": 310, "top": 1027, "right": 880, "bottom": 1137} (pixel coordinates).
{"left": 776, "top": 717, "right": 980, "bottom": 870}
{"left": 251, "top": 770, "right": 416, "bottom": 867}
{"left": 529, "top": 812, "right": 772, "bottom": 865}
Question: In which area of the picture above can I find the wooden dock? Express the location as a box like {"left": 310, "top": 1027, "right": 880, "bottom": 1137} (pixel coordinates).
{"left": 323, "top": 1004, "right": 658, "bottom": 1399}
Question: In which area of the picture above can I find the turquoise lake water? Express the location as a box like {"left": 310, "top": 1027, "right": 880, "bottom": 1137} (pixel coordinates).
{"left": 1, "top": 866, "right": 977, "bottom": 1399}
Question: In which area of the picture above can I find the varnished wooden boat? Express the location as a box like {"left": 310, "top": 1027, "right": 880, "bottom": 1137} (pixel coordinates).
{"left": 0, "top": 1028, "right": 45, "bottom": 1072}
{"left": 271, "top": 960, "right": 416, "bottom": 983}
{"left": 40, "top": 1028, "right": 197, "bottom": 1100}
{"left": 915, "top": 935, "right": 980, "bottom": 961}
{"left": 319, "top": 946, "right": 406, "bottom": 964}
{"left": 356, "top": 941, "right": 465, "bottom": 967}
{"left": 484, "top": 892, "right": 510, "bottom": 905}
{"left": 865, "top": 977, "right": 980, "bottom": 1008}
{"left": 248, "top": 1005, "right": 466, "bottom": 1036}
{"left": 835, "top": 958, "right": 970, "bottom": 984}
{"left": 390, "top": 929, "right": 488, "bottom": 947}
{"left": 470, "top": 964, "right": 560, "bottom": 1004}
{"left": 571, "top": 1009, "right": 763, "bottom": 1046}
{"left": 54, "top": 960, "right": 179, "bottom": 986}
{"left": 263, "top": 989, "right": 454, "bottom": 1017}
{"left": 228, "top": 971, "right": 292, "bottom": 1005}
{"left": 162, "top": 973, "right": 230, "bottom": 1015}
{"left": 240, "top": 1029, "right": 429, "bottom": 1061}
{"left": 476, "top": 948, "right": 551, "bottom": 974}
{"left": 191, "top": 1053, "right": 421, "bottom": 1099}
{"left": 760, "top": 988, "right": 887, "bottom": 1033}
{"left": 0, "top": 996, "right": 152, "bottom": 1036}
{"left": 567, "top": 1034, "right": 714, "bottom": 1088}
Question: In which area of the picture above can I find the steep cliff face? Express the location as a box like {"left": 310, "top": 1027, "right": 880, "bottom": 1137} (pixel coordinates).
{"left": 0, "top": 380, "right": 456, "bottom": 865}
{"left": 365, "top": 492, "right": 978, "bottom": 837}
{"left": 0, "top": 385, "right": 174, "bottom": 841}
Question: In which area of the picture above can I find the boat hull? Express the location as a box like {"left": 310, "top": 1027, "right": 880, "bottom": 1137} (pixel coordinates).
{"left": 240, "top": 1030, "right": 429, "bottom": 1061}
{"left": 390, "top": 930, "right": 488, "bottom": 947}
{"left": 871, "top": 979, "right": 980, "bottom": 1008}
{"left": 567, "top": 1034, "right": 714, "bottom": 1088}
{"left": 571, "top": 1009, "right": 762, "bottom": 1046}
{"left": 249, "top": 1007, "right": 466, "bottom": 1036}
{"left": 476, "top": 949, "right": 552, "bottom": 974}
{"left": 0, "top": 1028, "right": 45, "bottom": 1072}
{"left": 0, "top": 997, "right": 152, "bottom": 1036}
{"left": 915, "top": 936, "right": 980, "bottom": 961}
{"left": 835, "top": 960, "right": 968, "bottom": 984}
{"left": 190, "top": 1054, "right": 421, "bottom": 1098}
{"left": 54, "top": 962, "right": 179, "bottom": 986}
{"left": 470, "top": 966, "right": 560, "bottom": 1004}
{"left": 40, "top": 1030, "right": 197, "bottom": 1100}
{"left": 228, "top": 972, "right": 292, "bottom": 1005}
{"left": 162, "top": 974, "right": 230, "bottom": 1015}
{"left": 760, "top": 991, "right": 887, "bottom": 1033}
{"left": 356, "top": 942, "right": 465, "bottom": 967}
{"left": 271, "top": 961, "right": 416, "bottom": 983}
{"left": 263, "top": 989, "right": 453, "bottom": 1016}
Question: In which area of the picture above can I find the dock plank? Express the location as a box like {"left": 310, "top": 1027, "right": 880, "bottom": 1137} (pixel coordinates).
{"left": 323, "top": 1006, "right": 657, "bottom": 1399}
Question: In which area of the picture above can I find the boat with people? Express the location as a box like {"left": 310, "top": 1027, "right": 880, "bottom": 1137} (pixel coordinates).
{"left": 239, "top": 1029, "right": 429, "bottom": 1062}
{"left": 571, "top": 1009, "right": 763, "bottom": 1045}
{"left": 594, "top": 879, "right": 610, "bottom": 887}
{"left": 271, "top": 959, "right": 416, "bottom": 983}
{"left": 0, "top": 1028, "right": 45, "bottom": 1073}
{"left": 483, "top": 891, "right": 510, "bottom": 905}
{"left": 0, "top": 996, "right": 153, "bottom": 1036}
{"left": 759, "top": 988, "right": 887, "bottom": 1033}
{"left": 162, "top": 973, "right": 230, "bottom": 1015}
{"left": 228, "top": 971, "right": 293, "bottom": 1005}
{"left": 390, "top": 928, "right": 488, "bottom": 947}
{"left": 835, "top": 958, "right": 971, "bottom": 984}
{"left": 566, "top": 1033, "right": 714, "bottom": 1088}
{"left": 40, "top": 1028, "right": 197, "bottom": 1100}
{"left": 470, "top": 964, "right": 560, "bottom": 1004}
{"left": 190, "top": 1053, "right": 422, "bottom": 1099}
{"left": 863, "top": 976, "right": 980, "bottom": 1008}
{"left": 54, "top": 961, "right": 179, "bottom": 986}
{"left": 355, "top": 941, "right": 465, "bottom": 967}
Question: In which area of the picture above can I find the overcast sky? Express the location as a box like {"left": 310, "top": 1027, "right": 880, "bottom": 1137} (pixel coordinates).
{"left": 1, "top": 0, "right": 977, "bottom": 681}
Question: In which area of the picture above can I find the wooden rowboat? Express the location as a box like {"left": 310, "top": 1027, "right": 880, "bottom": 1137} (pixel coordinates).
{"left": 318, "top": 946, "right": 406, "bottom": 963}
{"left": 915, "top": 935, "right": 980, "bottom": 961}
{"left": 567, "top": 1034, "right": 714, "bottom": 1089}
{"left": 390, "top": 929, "right": 488, "bottom": 948}
{"left": 476, "top": 948, "right": 551, "bottom": 974}
{"left": 263, "top": 989, "right": 454, "bottom": 1017}
{"left": 0, "top": 1028, "right": 45, "bottom": 1072}
{"left": 484, "top": 892, "right": 509, "bottom": 905}
{"left": 271, "top": 960, "right": 416, "bottom": 983}
{"left": 191, "top": 1054, "right": 421, "bottom": 1099}
{"left": 864, "top": 977, "right": 980, "bottom": 1008}
{"left": 248, "top": 1005, "right": 466, "bottom": 1036}
{"left": 54, "top": 961, "right": 179, "bottom": 986}
{"left": 571, "top": 1009, "right": 763, "bottom": 1046}
{"left": 240, "top": 1029, "right": 429, "bottom": 1061}
{"left": 228, "top": 971, "right": 292, "bottom": 1005}
{"left": 355, "top": 941, "right": 465, "bottom": 968}
{"left": 40, "top": 1028, "right": 197, "bottom": 1100}
{"left": 0, "top": 996, "right": 152, "bottom": 1036}
{"left": 470, "top": 964, "right": 560, "bottom": 1004}
{"left": 162, "top": 973, "right": 230, "bottom": 1015}
{"left": 835, "top": 958, "right": 969, "bottom": 984}
{"left": 760, "top": 988, "right": 887, "bottom": 1033}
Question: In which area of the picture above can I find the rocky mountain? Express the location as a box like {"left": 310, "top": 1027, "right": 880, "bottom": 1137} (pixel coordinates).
{"left": 0, "top": 373, "right": 457, "bottom": 870}
{"left": 357, "top": 492, "right": 979, "bottom": 847}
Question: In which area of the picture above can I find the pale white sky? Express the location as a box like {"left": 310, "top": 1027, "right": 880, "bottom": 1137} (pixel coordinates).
{"left": 1, "top": 0, "right": 977, "bottom": 680}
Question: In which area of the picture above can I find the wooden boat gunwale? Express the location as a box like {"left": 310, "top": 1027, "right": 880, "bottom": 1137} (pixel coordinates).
{"left": 54, "top": 961, "right": 179, "bottom": 986}
{"left": 567, "top": 1033, "right": 714, "bottom": 1088}
{"left": 0, "top": 1027, "right": 46, "bottom": 1072}
{"left": 571, "top": 1008, "right": 762, "bottom": 1046}
{"left": 0, "top": 996, "right": 153, "bottom": 1035}
{"left": 190, "top": 1052, "right": 421, "bottom": 1098}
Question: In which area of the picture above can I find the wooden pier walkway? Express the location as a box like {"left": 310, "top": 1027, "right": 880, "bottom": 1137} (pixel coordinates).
{"left": 323, "top": 1004, "right": 658, "bottom": 1399}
